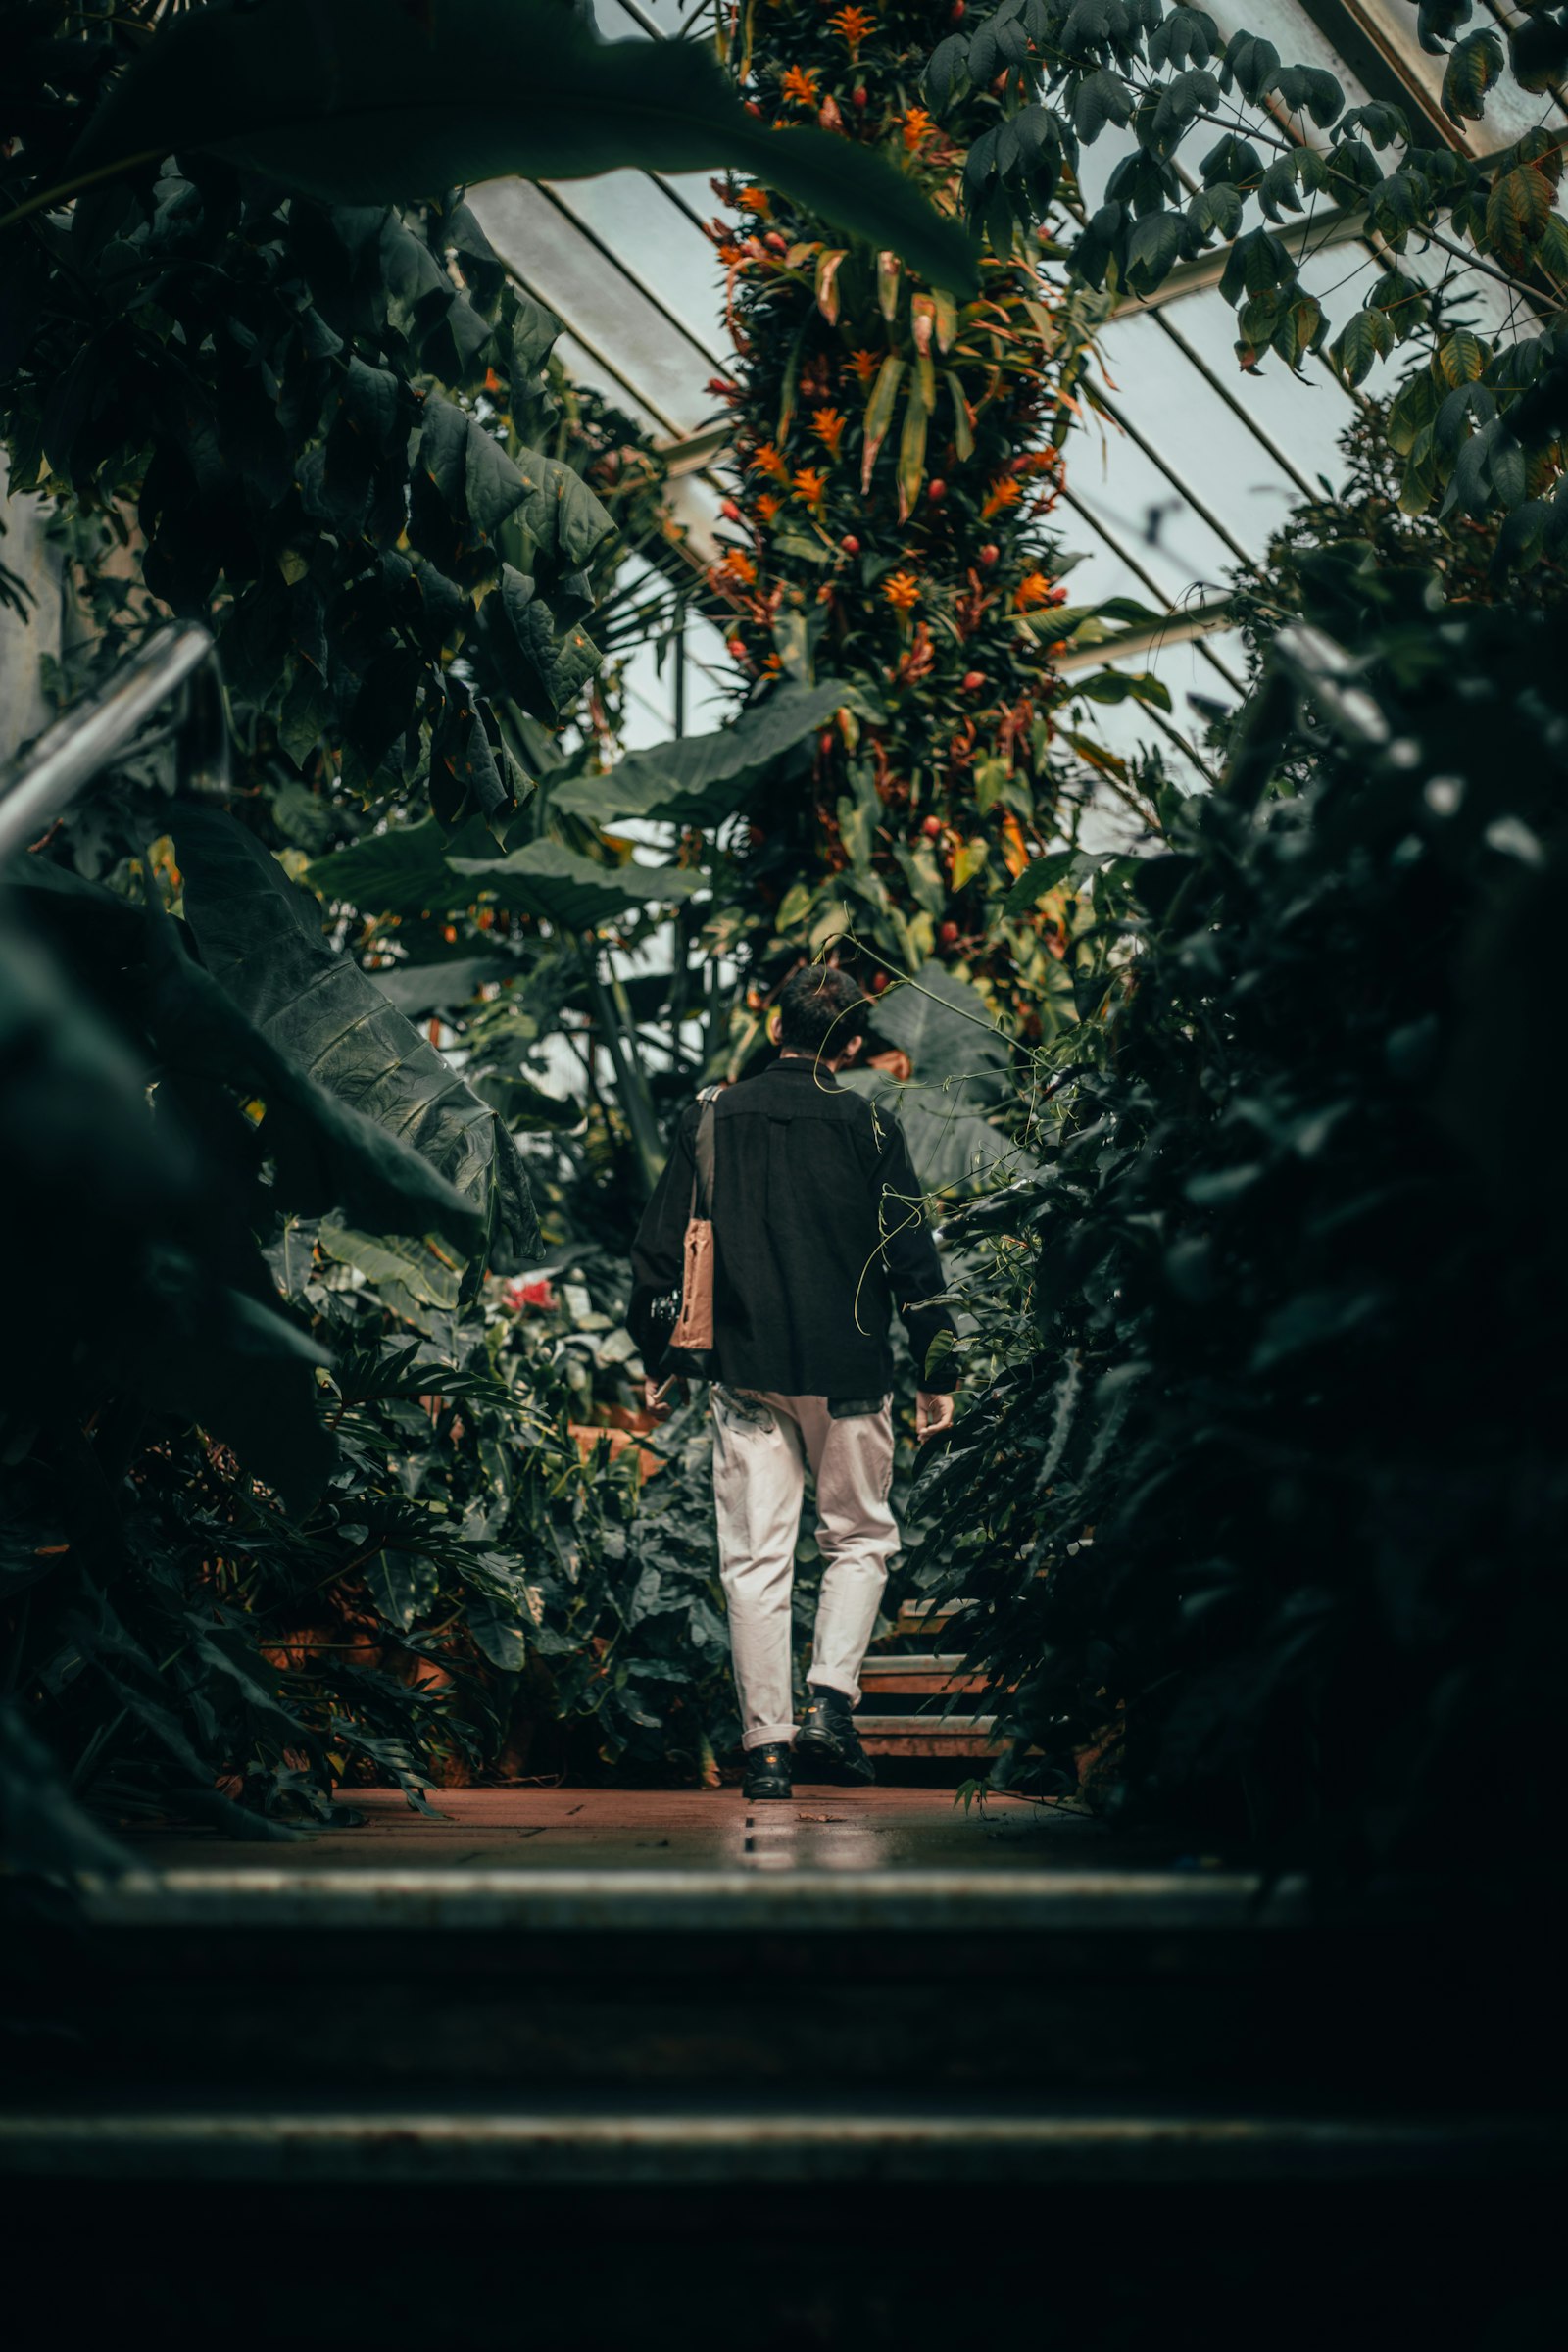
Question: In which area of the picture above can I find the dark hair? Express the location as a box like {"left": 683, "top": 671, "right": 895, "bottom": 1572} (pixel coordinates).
{"left": 776, "top": 964, "right": 871, "bottom": 1055}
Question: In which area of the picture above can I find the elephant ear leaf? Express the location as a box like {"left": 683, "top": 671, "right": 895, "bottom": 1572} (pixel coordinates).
{"left": 551, "top": 681, "right": 846, "bottom": 827}
{"left": 870, "top": 960, "right": 1012, "bottom": 1102}
{"left": 838, "top": 1068, "right": 1015, "bottom": 1198}
{"left": 172, "top": 808, "right": 541, "bottom": 1269}
{"left": 63, "top": 0, "right": 979, "bottom": 293}
{"left": 142, "top": 885, "right": 487, "bottom": 1255}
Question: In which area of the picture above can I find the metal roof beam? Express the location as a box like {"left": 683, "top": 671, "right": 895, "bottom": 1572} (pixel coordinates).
{"left": 1054, "top": 597, "right": 1236, "bottom": 672}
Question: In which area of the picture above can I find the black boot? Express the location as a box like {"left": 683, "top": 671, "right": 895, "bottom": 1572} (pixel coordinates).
{"left": 742, "top": 1740, "right": 793, "bottom": 1801}
{"left": 793, "top": 1688, "right": 875, "bottom": 1785}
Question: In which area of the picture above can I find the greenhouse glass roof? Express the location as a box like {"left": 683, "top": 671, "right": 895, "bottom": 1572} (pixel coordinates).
{"left": 468, "top": 0, "right": 1568, "bottom": 783}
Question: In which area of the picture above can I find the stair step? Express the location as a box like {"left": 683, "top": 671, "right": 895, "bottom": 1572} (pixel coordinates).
{"left": 889, "top": 1600, "right": 962, "bottom": 1638}
{"left": 859, "top": 1655, "right": 989, "bottom": 1696}
{"left": 0, "top": 2100, "right": 1547, "bottom": 2187}
{"left": 857, "top": 1712, "right": 999, "bottom": 1755}
{"left": 66, "top": 1861, "right": 1294, "bottom": 1931}
{"left": 860, "top": 1654, "right": 972, "bottom": 1676}
{"left": 857, "top": 1675, "right": 991, "bottom": 1695}
{"left": 4, "top": 1864, "right": 1546, "bottom": 2115}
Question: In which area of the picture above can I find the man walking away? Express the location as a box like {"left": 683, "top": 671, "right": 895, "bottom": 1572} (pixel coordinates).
{"left": 628, "top": 965, "right": 957, "bottom": 1802}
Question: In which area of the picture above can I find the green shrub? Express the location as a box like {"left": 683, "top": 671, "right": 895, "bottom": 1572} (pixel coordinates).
{"left": 925, "top": 554, "right": 1568, "bottom": 1883}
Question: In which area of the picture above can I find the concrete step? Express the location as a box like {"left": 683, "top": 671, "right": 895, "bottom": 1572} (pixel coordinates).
{"left": 0, "top": 2093, "right": 1550, "bottom": 2187}
{"left": 2, "top": 1862, "right": 1547, "bottom": 2112}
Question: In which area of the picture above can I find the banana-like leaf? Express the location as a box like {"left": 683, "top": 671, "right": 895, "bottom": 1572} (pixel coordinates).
{"left": 870, "top": 960, "right": 1012, "bottom": 1102}
{"left": 65, "top": 0, "right": 979, "bottom": 293}
{"left": 307, "top": 813, "right": 699, "bottom": 930}
{"left": 840, "top": 1068, "right": 1014, "bottom": 1198}
{"left": 173, "top": 808, "right": 540, "bottom": 1268}
{"left": 551, "top": 680, "right": 844, "bottom": 827}
{"left": 447, "top": 838, "right": 704, "bottom": 929}
{"left": 0, "top": 906, "right": 332, "bottom": 1504}
{"left": 307, "top": 812, "right": 502, "bottom": 921}
{"left": 369, "top": 954, "right": 523, "bottom": 1016}
{"left": 144, "top": 889, "right": 485, "bottom": 1253}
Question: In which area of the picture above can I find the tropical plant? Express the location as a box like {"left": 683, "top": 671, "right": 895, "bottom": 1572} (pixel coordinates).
{"left": 671, "top": 0, "right": 1175, "bottom": 1070}
{"left": 919, "top": 542, "right": 1568, "bottom": 1883}
{"left": 923, "top": 0, "right": 1568, "bottom": 564}
{"left": 1, "top": 0, "right": 977, "bottom": 1838}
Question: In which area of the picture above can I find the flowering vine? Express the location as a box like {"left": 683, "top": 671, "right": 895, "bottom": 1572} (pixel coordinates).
{"left": 695, "top": 0, "right": 1135, "bottom": 1045}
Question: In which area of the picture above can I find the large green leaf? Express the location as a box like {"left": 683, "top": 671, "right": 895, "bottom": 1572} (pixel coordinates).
{"left": 552, "top": 681, "right": 845, "bottom": 828}
{"left": 447, "top": 838, "right": 704, "bottom": 929}
{"left": 318, "top": 1220, "right": 463, "bottom": 1337}
{"left": 172, "top": 808, "right": 540, "bottom": 1268}
{"left": 143, "top": 891, "right": 485, "bottom": 1254}
{"left": 840, "top": 1067, "right": 1014, "bottom": 1198}
{"left": 64, "top": 0, "right": 979, "bottom": 293}
{"left": 308, "top": 814, "right": 700, "bottom": 931}
{"left": 369, "top": 954, "right": 523, "bottom": 1016}
{"left": 307, "top": 813, "right": 500, "bottom": 921}
{"left": 0, "top": 905, "right": 332, "bottom": 1505}
{"left": 870, "top": 960, "right": 1012, "bottom": 1102}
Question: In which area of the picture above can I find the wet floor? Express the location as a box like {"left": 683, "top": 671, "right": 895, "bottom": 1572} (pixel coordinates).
{"left": 127, "top": 1783, "right": 1108, "bottom": 1875}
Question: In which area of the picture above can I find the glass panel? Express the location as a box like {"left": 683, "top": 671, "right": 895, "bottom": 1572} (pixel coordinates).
{"left": 467, "top": 182, "right": 713, "bottom": 435}
{"left": 1159, "top": 280, "right": 1357, "bottom": 492}
{"left": 1068, "top": 422, "right": 1240, "bottom": 608}
{"left": 1095, "top": 310, "right": 1303, "bottom": 555}
{"left": 544, "top": 172, "right": 729, "bottom": 365}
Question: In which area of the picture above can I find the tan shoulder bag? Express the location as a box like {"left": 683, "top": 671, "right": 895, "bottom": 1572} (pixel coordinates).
{"left": 667, "top": 1089, "right": 719, "bottom": 1363}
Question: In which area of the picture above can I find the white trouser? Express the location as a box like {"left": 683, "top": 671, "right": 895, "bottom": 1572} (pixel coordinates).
{"left": 710, "top": 1385, "right": 897, "bottom": 1750}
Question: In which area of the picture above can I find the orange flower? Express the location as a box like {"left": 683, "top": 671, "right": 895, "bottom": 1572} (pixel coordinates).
{"left": 738, "top": 187, "right": 772, "bottom": 217}
{"left": 1012, "top": 571, "right": 1059, "bottom": 611}
{"left": 809, "top": 406, "right": 847, "bottom": 456}
{"left": 902, "top": 107, "right": 934, "bottom": 148}
{"left": 829, "top": 5, "right": 875, "bottom": 56}
{"left": 883, "top": 570, "right": 920, "bottom": 612}
{"left": 792, "top": 465, "right": 829, "bottom": 507}
{"left": 721, "top": 548, "right": 760, "bottom": 586}
{"left": 754, "top": 490, "right": 783, "bottom": 522}
{"left": 717, "top": 241, "right": 748, "bottom": 267}
{"left": 780, "top": 64, "right": 819, "bottom": 106}
{"left": 980, "top": 476, "right": 1023, "bottom": 520}
{"left": 747, "top": 441, "right": 790, "bottom": 481}
{"left": 846, "top": 347, "right": 882, "bottom": 385}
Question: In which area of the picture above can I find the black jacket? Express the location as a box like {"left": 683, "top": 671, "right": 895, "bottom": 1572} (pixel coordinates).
{"left": 628, "top": 1056, "right": 957, "bottom": 1397}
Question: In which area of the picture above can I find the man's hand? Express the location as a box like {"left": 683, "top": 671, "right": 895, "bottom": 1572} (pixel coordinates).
{"left": 644, "top": 1375, "right": 685, "bottom": 1418}
{"left": 915, "top": 1389, "right": 956, "bottom": 1444}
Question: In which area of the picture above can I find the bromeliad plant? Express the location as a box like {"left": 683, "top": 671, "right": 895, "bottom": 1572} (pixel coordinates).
{"left": 689, "top": 0, "right": 1169, "bottom": 1053}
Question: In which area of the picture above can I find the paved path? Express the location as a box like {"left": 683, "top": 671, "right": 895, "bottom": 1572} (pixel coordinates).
{"left": 127, "top": 1782, "right": 1112, "bottom": 1876}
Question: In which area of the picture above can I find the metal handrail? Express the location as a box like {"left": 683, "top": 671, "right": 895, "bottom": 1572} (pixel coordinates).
{"left": 0, "top": 622, "right": 228, "bottom": 863}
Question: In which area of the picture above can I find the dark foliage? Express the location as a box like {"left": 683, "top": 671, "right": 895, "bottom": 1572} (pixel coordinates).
{"left": 923, "top": 555, "right": 1568, "bottom": 1882}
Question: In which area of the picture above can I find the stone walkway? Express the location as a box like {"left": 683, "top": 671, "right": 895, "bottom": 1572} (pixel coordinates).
{"left": 127, "top": 1782, "right": 1110, "bottom": 1877}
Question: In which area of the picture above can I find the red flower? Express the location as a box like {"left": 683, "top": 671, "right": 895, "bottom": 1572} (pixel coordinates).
{"left": 504, "top": 1275, "right": 559, "bottom": 1313}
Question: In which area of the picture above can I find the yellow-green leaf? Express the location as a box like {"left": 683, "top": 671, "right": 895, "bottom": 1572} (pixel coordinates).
{"left": 860, "top": 353, "right": 906, "bottom": 491}
{"left": 897, "top": 369, "right": 931, "bottom": 522}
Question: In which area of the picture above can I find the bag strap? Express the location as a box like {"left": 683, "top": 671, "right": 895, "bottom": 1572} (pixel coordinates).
{"left": 691, "top": 1085, "right": 720, "bottom": 1219}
